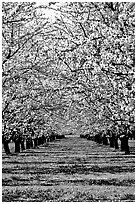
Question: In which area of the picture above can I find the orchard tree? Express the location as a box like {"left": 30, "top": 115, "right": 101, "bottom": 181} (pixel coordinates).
{"left": 3, "top": 2, "right": 59, "bottom": 131}
{"left": 47, "top": 2, "right": 135, "bottom": 133}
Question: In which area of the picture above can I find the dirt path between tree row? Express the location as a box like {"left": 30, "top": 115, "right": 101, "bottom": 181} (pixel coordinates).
{"left": 2, "top": 136, "right": 135, "bottom": 202}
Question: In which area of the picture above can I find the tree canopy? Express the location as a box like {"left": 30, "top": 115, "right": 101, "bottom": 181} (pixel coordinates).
{"left": 2, "top": 2, "right": 135, "bottom": 135}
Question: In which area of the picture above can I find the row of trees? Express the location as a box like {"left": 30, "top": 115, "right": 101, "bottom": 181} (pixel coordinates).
{"left": 2, "top": 124, "right": 65, "bottom": 155}
{"left": 80, "top": 122, "right": 134, "bottom": 154}
{"left": 2, "top": 2, "right": 135, "bottom": 154}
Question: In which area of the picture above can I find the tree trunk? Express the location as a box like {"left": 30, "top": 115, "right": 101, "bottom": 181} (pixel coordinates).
{"left": 21, "top": 140, "right": 25, "bottom": 151}
{"left": 34, "top": 137, "right": 38, "bottom": 148}
{"left": 3, "top": 141, "right": 11, "bottom": 155}
{"left": 95, "top": 134, "right": 102, "bottom": 144}
{"left": 98, "top": 136, "right": 102, "bottom": 144}
{"left": 109, "top": 137, "right": 114, "bottom": 148}
{"left": 38, "top": 137, "right": 42, "bottom": 145}
{"left": 95, "top": 134, "right": 98, "bottom": 142}
{"left": 124, "top": 137, "right": 130, "bottom": 154}
{"left": 30, "top": 138, "right": 33, "bottom": 148}
{"left": 103, "top": 136, "right": 108, "bottom": 145}
{"left": 51, "top": 135, "right": 55, "bottom": 141}
{"left": 114, "top": 138, "right": 119, "bottom": 149}
{"left": 26, "top": 139, "right": 30, "bottom": 149}
{"left": 120, "top": 137, "right": 125, "bottom": 151}
{"left": 15, "top": 139, "right": 20, "bottom": 153}
{"left": 41, "top": 136, "right": 44, "bottom": 144}
{"left": 47, "top": 137, "right": 50, "bottom": 142}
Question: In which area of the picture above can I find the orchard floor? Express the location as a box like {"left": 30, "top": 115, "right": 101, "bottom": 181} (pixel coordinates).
{"left": 2, "top": 136, "right": 135, "bottom": 202}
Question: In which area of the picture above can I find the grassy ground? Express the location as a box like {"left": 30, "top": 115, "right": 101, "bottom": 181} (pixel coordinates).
{"left": 2, "top": 137, "right": 135, "bottom": 202}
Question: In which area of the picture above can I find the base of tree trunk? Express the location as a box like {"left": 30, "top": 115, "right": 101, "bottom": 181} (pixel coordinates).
{"left": 15, "top": 141, "right": 20, "bottom": 153}
{"left": 109, "top": 138, "right": 114, "bottom": 148}
{"left": 30, "top": 139, "right": 33, "bottom": 148}
{"left": 26, "top": 140, "right": 30, "bottom": 149}
{"left": 103, "top": 137, "right": 108, "bottom": 145}
{"left": 124, "top": 138, "right": 130, "bottom": 154}
{"left": 114, "top": 140, "right": 119, "bottom": 149}
{"left": 120, "top": 138, "right": 125, "bottom": 151}
{"left": 34, "top": 138, "right": 38, "bottom": 148}
{"left": 3, "top": 142, "right": 11, "bottom": 155}
{"left": 21, "top": 141, "right": 25, "bottom": 151}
